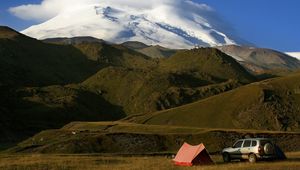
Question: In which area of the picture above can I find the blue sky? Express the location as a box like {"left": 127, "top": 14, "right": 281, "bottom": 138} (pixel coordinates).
{"left": 0, "top": 0, "right": 299, "bottom": 52}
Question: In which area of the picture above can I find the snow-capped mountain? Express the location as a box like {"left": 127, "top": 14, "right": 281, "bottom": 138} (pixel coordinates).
{"left": 21, "top": 0, "right": 244, "bottom": 49}
{"left": 286, "top": 52, "right": 300, "bottom": 60}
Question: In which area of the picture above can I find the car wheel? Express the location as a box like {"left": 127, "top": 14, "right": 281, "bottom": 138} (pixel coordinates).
{"left": 223, "top": 153, "right": 231, "bottom": 163}
{"left": 248, "top": 153, "right": 257, "bottom": 163}
{"left": 264, "top": 143, "right": 274, "bottom": 155}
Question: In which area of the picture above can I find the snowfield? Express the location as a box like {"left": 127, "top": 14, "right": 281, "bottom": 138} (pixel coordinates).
{"left": 15, "top": 0, "right": 245, "bottom": 49}
{"left": 286, "top": 52, "right": 300, "bottom": 60}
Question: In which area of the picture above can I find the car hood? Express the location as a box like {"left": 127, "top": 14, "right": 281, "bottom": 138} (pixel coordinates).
{"left": 222, "top": 147, "right": 235, "bottom": 152}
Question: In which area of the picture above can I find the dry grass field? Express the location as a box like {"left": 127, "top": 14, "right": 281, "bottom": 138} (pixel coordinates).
{"left": 0, "top": 152, "right": 299, "bottom": 170}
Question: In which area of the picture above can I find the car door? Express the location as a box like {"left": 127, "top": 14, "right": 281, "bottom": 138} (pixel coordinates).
{"left": 231, "top": 140, "right": 244, "bottom": 159}
{"left": 240, "top": 140, "right": 252, "bottom": 159}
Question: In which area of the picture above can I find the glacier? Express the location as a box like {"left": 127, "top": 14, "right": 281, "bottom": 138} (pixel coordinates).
{"left": 20, "top": 0, "right": 245, "bottom": 49}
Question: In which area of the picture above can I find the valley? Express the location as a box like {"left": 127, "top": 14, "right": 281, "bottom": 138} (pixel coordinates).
{"left": 1, "top": 0, "right": 300, "bottom": 169}
{"left": 0, "top": 25, "right": 300, "bottom": 169}
{"left": 0, "top": 26, "right": 257, "bottom": 147}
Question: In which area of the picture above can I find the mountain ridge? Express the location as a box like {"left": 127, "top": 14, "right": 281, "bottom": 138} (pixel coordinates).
{"left": 217, "top": 45, "right": 300, "bottom": 74}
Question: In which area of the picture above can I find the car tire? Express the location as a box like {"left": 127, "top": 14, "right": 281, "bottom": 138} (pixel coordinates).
{"left": 248, "top": 153, "right": 257, "bottom": 163}
{"left": 264, "top": 143, "right": 274, "bottom": 155}
{"left": 223, "top": 153, "right": 231, "bottom": 163}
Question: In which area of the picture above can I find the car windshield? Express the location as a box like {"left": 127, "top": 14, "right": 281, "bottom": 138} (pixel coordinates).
{"left": 233, "top": 141, "right": 243, "bottom": 148}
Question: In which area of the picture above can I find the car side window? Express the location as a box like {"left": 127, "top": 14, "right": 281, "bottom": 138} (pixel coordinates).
{"left": 233, "top": 141, "right": 243, "bottom": 148}
{"left": 243, "top": 140, "right": 251, "bottom": 147}
{"left": 251, "top": 140, "right": 257, "bottom": 147}
{"left": 260, "top": 140, "right": 271, "bottom": 146}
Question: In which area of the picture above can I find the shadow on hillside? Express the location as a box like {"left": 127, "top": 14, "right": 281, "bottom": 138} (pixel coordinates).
{"left": 0, "top": 35, "right": 106, "bottom": 87}
{"left": 0, "top": 85, "right": 126, "bottom": 149}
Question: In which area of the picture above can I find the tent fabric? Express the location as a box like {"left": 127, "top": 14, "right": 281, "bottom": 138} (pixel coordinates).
{"left": 173, "top": 142, "right": 214, "bottom": 166}
{"left": 274, "top": 145, "right": 287, "bottom": 160}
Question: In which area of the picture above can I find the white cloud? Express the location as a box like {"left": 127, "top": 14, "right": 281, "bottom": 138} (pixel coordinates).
{"left": 9, "top": 0, "right": 213, "bottom": 22}
{"left": 9, "top": 0, "right": 98, "bottom": 21}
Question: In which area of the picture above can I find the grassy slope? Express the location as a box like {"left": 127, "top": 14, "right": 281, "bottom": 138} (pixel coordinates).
{"left": 0, "top": 27, "right": 256, "bottom": 121}
{"left": 0, "top": 27, "right": 101, "bottom": 87}
{"left": 217, "top": 45, "right": 300, "bottom": 75}
{"left": 0, "top": 85, "right": 126, "bottom": 146}
{"left": 73, "top": 43, "right": 157, "bottom": 69}
{"left": 82, "top": 48, "right": 255, "bottom": 115}
{"left": 3, "top": 27, "right": 283, "bottom": 152}
{"left": 159, "top": 48, "right": 255, "bottom": 84}
{"left": 0, "top": 27, "right": 157, "bottom": 145}
{"left": 6, "top": 121, "right": 300, "bottom": 154}
{"left": 0, "top": 153, "right": 300, "bottom": 170}
{"left": 137, "top": 46, "right": 177, "bottom": 58}
{"left": 127, "top": 72, "right": 300, "bottom": 131}
{"left": 122, "top": 41, "right": 178, "bottom": 58}
{"left": 43, "top": 38, "right": 156, "bottom": 70}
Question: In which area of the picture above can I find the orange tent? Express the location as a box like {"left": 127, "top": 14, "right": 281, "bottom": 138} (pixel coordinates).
{"left": 173, "top": 142, "right": 214, "bottom": 166}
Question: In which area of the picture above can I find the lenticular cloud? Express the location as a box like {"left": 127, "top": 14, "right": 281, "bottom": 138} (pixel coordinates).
{"left": 10, "top": 0, "right": 245, "bottom": 48}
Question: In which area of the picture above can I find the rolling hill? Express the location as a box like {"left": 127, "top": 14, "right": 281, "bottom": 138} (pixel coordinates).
{"left": 122, "top": 41, "right": 177, "bottom": 58}
{"left": 127, "top": 72, "right": 300, "bottom": 131}
{"left": 0, "top": 27, "right": 258, "bottom": 148}
{"left": 82, "top": 48, "right": 255, "bottom": 115}
{"left": 43, "top": 36, "right": 105, "bottom": 45}
{"left": 158, "top": 48, "right": 254, "bottom": 84}
{"left": 43, "top": 37, "right": 157, "bottom": 70}
{"left": 8, "top": 26, "right": 300, "bottom": 153}
{"left": 217, "top": 45, "right": 300, "bottom": 74}
{"left": 0, "top": 27, "right": 156, "bottom": 145}
{"left": 0, "top": 26, "right": 101, "bottom": 87}
{"left": 6, "top": 121, "right": 300, "bottom": 154}
{"left": 0, "top": 85, "right": 125, "bottom": 146}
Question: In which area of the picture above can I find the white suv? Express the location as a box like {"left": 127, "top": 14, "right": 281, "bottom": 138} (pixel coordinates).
{"left": 222, "top": 138, "right": 277, "bottom": 163}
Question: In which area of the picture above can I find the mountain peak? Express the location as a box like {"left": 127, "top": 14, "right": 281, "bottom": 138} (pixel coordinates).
{"left": 21, "top": 1, "right": 244, "bottom": 49}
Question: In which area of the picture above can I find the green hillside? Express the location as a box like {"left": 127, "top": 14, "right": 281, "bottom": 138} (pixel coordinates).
{"left": 6, "top": 121, "right": 300, "bottom": 154}
{"left": 0, "top": 85, "right": 125, "bottom": 145}
{"left": 0, "top": 26, "right": 19, "bottom": 39}
{"left": 127, "top": 72, "right": 300, "bottom": 131}
{"left": 0, "top": 26, "right": 101, "bottom": 87}
{"left": 83, "top": 48, "right": 255, "bottom": 115}
{"left": 137, "top": 45, "right": 177, "bottom": 58}
{"left": 74, "top": 43, "right": 156, "bottom": 69}
{"left": 217, "top": 45, "right": 300, "bottom": 74}
{"left": 43, "top": 36, "right": 104, "bottom": 45}
{"left": 0, "top": 27, "right": 156, "bottom": 145}
{"left": 44, "top": 38, "right": 157, "bottom": 70}
{"left": 122, "top": 41, "right": 177, "bottom": 58}
{"left": 159, "top": 48, "right": 255, "bottom": 84}
{"left": 121, "top": 41, "right": 150, "bottom": 50}
{"left": 0, "top": 27, "right": 259, "bottom": 149}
